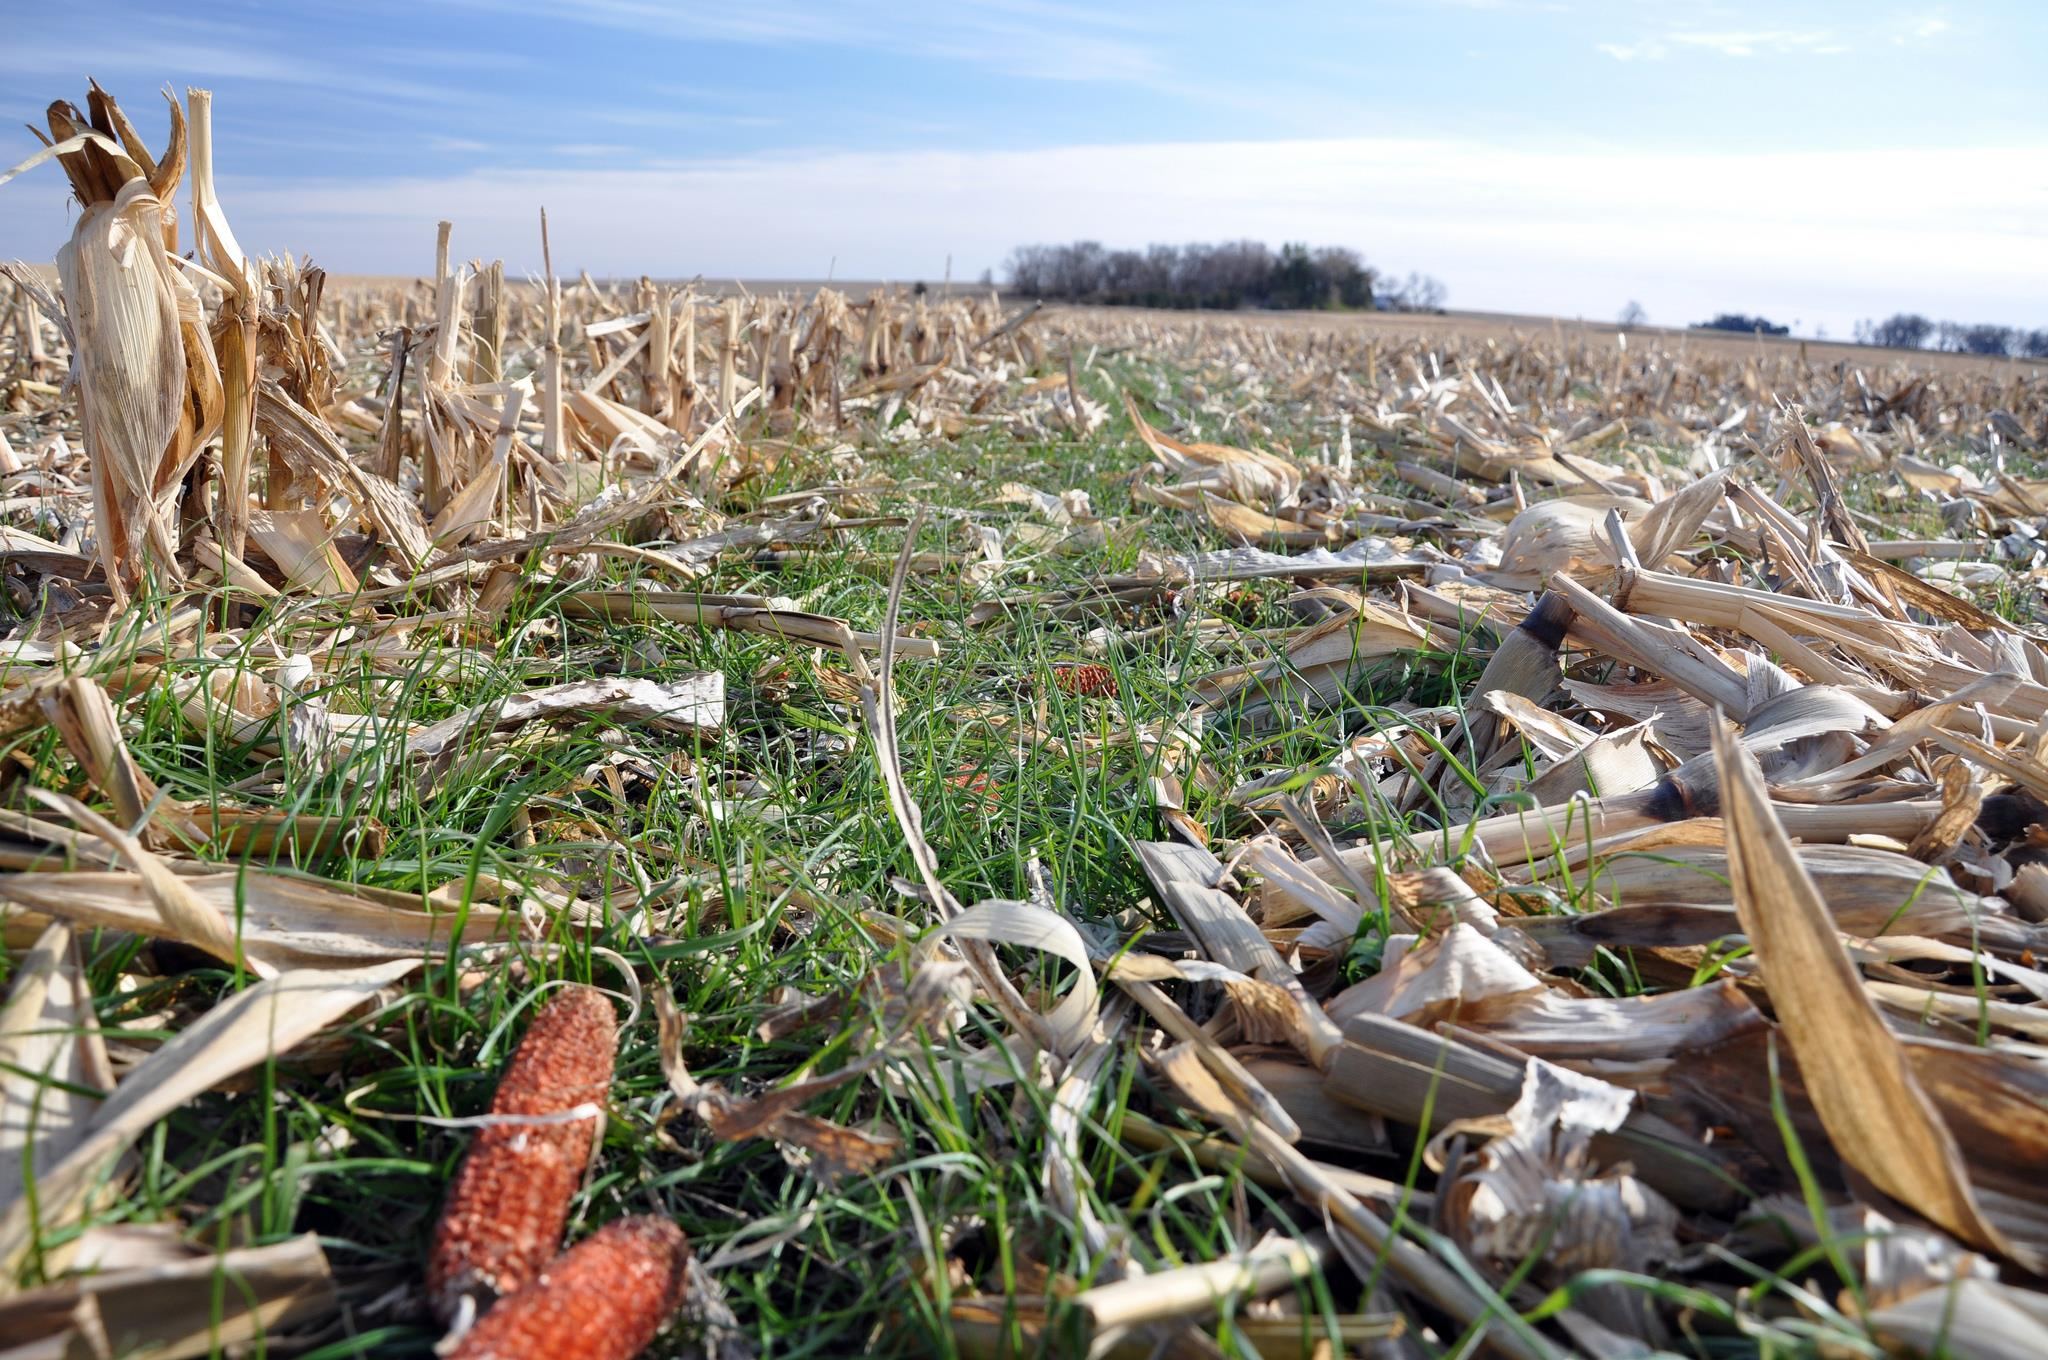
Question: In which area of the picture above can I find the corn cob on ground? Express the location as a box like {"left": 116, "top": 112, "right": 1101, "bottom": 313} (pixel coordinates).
{"left": 427, "top": 986, "right": 617, "bottom": 1323}
{"left": 445, "top": 1216, "right": 690, "bottom": 1360}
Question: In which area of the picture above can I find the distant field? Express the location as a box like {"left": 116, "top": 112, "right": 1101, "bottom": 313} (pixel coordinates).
{"left": 320, "top": 273, "right": 2039, "bottom": 375}
{"left": 34, "top": 257, "right": 2022, "bottom": 373}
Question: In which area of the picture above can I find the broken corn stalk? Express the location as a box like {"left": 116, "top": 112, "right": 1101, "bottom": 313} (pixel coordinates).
{"left": 428, "top": 985, "right": 617, "bottom": 1323}
{"left": 445, "top": 1216, "right": 690, "bottom": 1360}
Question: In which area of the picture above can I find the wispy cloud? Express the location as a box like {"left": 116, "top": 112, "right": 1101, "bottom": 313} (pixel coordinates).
{"left": 1594, "top": 1, "right": 1976, "bottom": 64}
{"left": 1405, "top": 0, "right": 1571, "bottom": 9}
{"left": 1892, "top": 9, "right": 1953, "bottom": 44}
{"left": 0, "top": 33, "right": 470, "bottom": 110}
{"left": 444, "top": 0, "right": 1166, "bottom": 84}
{"left": 1600, "top": 28, "right": 1847, "bottom": 61}
{"left": 1594, "top": 38, "right": 1658, "bottom": 61}
{"left": 593, "top": 107, "right": 785, "bottom": 133}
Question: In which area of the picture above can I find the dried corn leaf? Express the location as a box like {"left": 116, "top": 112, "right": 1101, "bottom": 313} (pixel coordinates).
{"left": 0, "top": 925, "right": 111, "bottom": 1206}
{"left": 0, "top": 957, "right": 419, "bottom": 1283}
{"left": 246, "top": 509, "right": 358, "bottom": 596}
{"left": 1711, "top": 715, "right": 2026, "bottom": 1267}
{"left": 30, "top": 791, "right": 260, "bottom": 977}
{"left": 0, "top": 867, "right": 506, "bottom": 971}
{"left": 0, "top": 1233, "right": 333, "bottom": 1359}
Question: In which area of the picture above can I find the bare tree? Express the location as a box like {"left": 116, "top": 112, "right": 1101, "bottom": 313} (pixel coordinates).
{"left": 1312, "top": 246, "right": 1375, "bottom": 307}
{"left": 1383, "top": 272, "right": 1448, "bottom": 313}
{"left": 1955, "top": 323, "right": 2019, "bottom": 356}
{"left": 1003, "top": 239, "right": 1383, "bottom": 311}
{"left": 1693, "top": 313, "right": 1787, "bottom": 336}
{"left": 1854, "top": 313, "right": 1934, "bottom": 349}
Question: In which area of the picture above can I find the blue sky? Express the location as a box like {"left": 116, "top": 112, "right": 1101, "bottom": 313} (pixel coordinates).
{"left": 2, "top": 0, "right": 2043, "bottom": 333}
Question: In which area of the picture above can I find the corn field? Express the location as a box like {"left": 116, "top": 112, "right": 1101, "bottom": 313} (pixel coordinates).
{"left": 0, "top": 85, "right": 2046, "bottom": 1359}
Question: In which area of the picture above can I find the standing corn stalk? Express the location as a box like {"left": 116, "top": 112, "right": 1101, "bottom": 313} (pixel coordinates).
{"left": 23, "top": 87, "right": 223, "bottom": 606}
{"left": 539, "top": 209, "right": 565, "bottom": 463}
{"left": 187, "top": 87, "right": 258, "bottom": 560}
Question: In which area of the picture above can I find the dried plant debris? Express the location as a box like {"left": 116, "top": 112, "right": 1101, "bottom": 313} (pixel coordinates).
{"left": 0, "top": 80, "right": 2045, "bottom": 1360}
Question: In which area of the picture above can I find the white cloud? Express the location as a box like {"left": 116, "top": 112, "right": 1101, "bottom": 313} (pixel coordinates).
{"left": 4, "top": 136, "right": 2042, "bottom": 334}
{"left": 1599, "top": 28, "right": 1846, "bottom": 61}
{"left": 1893, "top": 11, "right": 1953, "bottom": 44}
{"left": 1678, "top": 29, "right": 1830, "bottom": 57}
{"left": 1596, "top": 38, "right": 1664, "bottom": 61}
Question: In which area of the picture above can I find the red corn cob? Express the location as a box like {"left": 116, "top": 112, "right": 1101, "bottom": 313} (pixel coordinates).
{"left": 446, "top": 1216, "right": 691, "bottom": 1360}
{"left": 1046, "top": 662, "right": 1115, "bottom": 697}
{"left": 946, "top": 764, "right": 1003, "bottom": 808}
{"left": 428, "top": 985, "right": 617, "bottom": 1323}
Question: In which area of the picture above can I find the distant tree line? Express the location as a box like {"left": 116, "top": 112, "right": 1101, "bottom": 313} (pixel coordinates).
{"left": 1854, "top": 313, "right": 2048, "bottom": 358}
{"left": 1005, "top": 240, "right": 1444, "bottom": 313}
{"left": 1692, "top": 313, "right": 1790, "bottom": 337}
